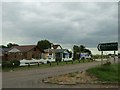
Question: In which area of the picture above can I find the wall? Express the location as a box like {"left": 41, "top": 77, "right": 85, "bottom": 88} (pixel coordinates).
{"left": 26, "top": 46, "right": 42, "bottom": 60}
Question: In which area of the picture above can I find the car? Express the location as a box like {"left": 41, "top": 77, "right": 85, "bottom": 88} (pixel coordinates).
{"left": 47, "top": 58, "right": 56, "bottom": 63}
{"left": 63, "top": 58, "right": 73, "bottom": 62}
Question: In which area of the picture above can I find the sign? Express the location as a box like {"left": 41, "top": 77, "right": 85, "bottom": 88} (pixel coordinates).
{"left": 97, "top": 42, "right": 118, "bottom": 51}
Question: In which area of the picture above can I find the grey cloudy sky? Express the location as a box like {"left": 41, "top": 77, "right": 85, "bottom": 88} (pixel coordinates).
{"left": 2, "top": 2, "right": 118, "bottom": 54}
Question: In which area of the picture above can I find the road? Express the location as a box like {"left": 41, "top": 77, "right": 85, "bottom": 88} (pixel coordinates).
{"left": 2, "top": 58, "right": 119, "bottom": 88}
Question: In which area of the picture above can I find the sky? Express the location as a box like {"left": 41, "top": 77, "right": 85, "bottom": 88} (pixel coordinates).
{"left": 1, "top": 2, "right": 118, "bottom": 54}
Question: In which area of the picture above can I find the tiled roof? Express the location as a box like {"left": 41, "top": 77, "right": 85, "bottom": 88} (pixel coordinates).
{"left": 44, "top": 49, "right": 68, "bottom": 53}
{"left": 52, "top": 44, "right": 62, "bottom": 49}
{"left": 8, "top": 48, "right": 21, "bottom": 52}
{"left": 12, "top": 45, "right": 36, "bottom": 52}
{"left": 1, "top": 48, "right": 11, "bottom": 53}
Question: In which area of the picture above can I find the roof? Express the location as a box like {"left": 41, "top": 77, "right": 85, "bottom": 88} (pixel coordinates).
{"left": 12, "top": 45, "right": 37, "bottom": 52}
{"left": 8, "top": 48, "right": 21, "bottom": 53}
{"left": 52, "top": 44, "right": 63, "bottom": 49}
{"left": 44, "top": 49, "right": 69, "bottom": 53}
{"left": 0, "top": 48, "right": 11, "bottom": 53}
{"left": 0, "top": 47, "right": 11, "bottom": 56}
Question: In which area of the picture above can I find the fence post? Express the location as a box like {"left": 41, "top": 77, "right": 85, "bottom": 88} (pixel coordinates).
{"left": 71, "top": 60, "right": 73, "bottom": 64}
{"left": 50, "top": 62, "right": 51, "bottom": 66}
{"left": 57, "top": 61, "right": 59, "bottom": 65}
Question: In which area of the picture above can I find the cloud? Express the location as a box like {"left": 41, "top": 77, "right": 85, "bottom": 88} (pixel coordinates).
{"left": 2, "top": 2, "right": 118, "bottom": 49}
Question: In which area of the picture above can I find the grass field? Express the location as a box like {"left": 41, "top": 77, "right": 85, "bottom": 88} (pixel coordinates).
{"left": 86, "top": 63, "right": 119, "bottom": 82}
{"left": 2, "top": 59, "right": 93, "bottom": 72}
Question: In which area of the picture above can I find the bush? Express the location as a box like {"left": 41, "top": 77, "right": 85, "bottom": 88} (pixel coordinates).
{"left": 2, "top": 60, "right": 20, "bottom": 68}
{"left": 56, "top": 58, "right": 62, "bottom": 62}
{"left": 2, "top": 61, "right": 12, "bottom": 68}
{"left": 103, "top": 61, "right": 111, "bottom": 66}
{"left": 47, "top": 61, "right": 50, "bottom": 64}
{"left": 10, "top": 60, "right": 20, "bottom": 67}
{"left": 81, "top": 57, "right": 85, "bottom": 60}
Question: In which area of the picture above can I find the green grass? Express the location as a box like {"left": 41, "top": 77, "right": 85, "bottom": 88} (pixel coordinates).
{"left": 86, "top": 63, "right": 120, "bottom": 82}
{"left": 2, "top": 59, "right": 93, "bottom": 72}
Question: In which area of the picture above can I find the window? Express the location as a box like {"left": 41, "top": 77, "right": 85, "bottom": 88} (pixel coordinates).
{"left": 49, "top": 53, "right": 52, "bottom": 55}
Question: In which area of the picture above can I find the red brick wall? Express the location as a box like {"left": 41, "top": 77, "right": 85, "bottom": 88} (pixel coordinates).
{"left": 24, "top": 46, "right": 42, "bottom": 60}
{"left": 7, "top": 53, "right": 23, "bottom": 61}
{"left": 2, "top": 46, "right": 43, "bottom": 61}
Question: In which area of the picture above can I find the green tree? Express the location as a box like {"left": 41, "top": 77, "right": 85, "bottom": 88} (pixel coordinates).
{"left": 7, "top": 43, "right": 19, "bottom": 48}
{"left": 0, "top": 45, "right": 7, "bottom": 48}
{"left": 73, "top": 45, "right": 80, "bottom": 52}
{"left": 84, "top": 48, "right": 92, "bottom": 55}
{"left": 79, "top": 45, "right": 85, "bottom": 53}
{"left": 37, "top": 40, "right": 51, "bottom": 50}
{"left": 73, "top": 45, "right": 92, "bottom": 60}
{"left": 73, "top": 45, "right": 80, "bottom": 60}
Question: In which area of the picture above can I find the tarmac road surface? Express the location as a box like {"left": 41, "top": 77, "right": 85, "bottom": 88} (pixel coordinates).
{"left": 2, "top": 58, "right": 119, "bottom": 88}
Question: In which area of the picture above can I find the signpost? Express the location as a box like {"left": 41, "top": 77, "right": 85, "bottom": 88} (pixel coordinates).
{"left": 97, "top": 42, "right": 118, "bottom": 51}
{"left": 97, "top": 42, "right": 118, "bottom": 65}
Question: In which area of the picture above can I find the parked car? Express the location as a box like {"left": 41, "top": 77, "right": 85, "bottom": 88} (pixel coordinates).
{"left": 39, "top": 59, "right": 47, "bottom": 64}
{"left": 47, "top": 58, "right": 56, "bottom": 63}
{"left": 80, "top": 53, "right": 92, "bottom": 60}
{"left": 63, "top": 58, "right": 73, "bottom": 62}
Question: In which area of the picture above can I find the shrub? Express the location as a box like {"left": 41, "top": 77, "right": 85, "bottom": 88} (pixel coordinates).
{"left": 2, "top": 60, "right": 20, "bottom": 68}
{"left": 10, "top": 60, "right": 20, "bottom": 67}
{"left": 2, "top": 61, "right": 12, "bottom": 68}
{"left": 2, "top": 61, "right": 8, "bottom": 68}
{"left": 56, "top": 58, "right": 62, "bottom": 62}
{"left": 47, "top": 61, "right": 50, "bottom": 64}
{"left": 103, "top": 61, "right": 111, "bottom": 66}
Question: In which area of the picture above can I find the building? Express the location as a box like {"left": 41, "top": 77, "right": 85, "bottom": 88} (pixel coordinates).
{"left": 44, "top": 44, "right": 72, "bottom": 61}
{"left": 2, "top": 45, "right": 44, "bottom": 61}
{"left": 1, "top": 48, "right": 11, "bottom": 61}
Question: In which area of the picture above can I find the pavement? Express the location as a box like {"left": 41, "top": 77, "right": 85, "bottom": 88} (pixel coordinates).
{"left": 2, "top": 57, "right": 119, "bottom": 88}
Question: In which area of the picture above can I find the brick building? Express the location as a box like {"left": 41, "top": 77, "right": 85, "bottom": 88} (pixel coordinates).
{"left": 2, "top": 45, "right": 44, "bottom": 61}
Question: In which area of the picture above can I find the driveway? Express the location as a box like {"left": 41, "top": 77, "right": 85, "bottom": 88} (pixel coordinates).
{"left": 2, "top": 58, "right": 119, "bottom": 88}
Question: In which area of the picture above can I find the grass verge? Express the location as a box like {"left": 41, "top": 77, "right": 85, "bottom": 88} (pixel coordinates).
{"left": 86, "top": 63, "right": 120, "bottom": 82}
{"left": 2, "top": 59, "right": 93, "bottom": 72}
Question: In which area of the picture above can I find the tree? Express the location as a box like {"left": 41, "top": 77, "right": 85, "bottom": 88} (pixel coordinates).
{"left": 73, "top": 45, "right": 80, "bottom": 60}
{"left": 84, "top": 49, "right": 92, "bottom": 55}
{"left": 37, "top": 40, "right": 51, "bottom": 50}
{"left": 0, "top": 45, "right": 7, "bottom": 48}
{"left": 7, "top": 43, "right": 19, "bottom": 48}
{"left": 73, "top": 45, "right": 80, "bottom": 52}
{"left": 73, "top": 44, "right": 92, "bottom": 60}
{"left": 79, "top": 45, "right": 85, "bottom": 53}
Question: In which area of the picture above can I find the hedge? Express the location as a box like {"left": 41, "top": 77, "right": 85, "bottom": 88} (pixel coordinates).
{"left": 2, "top": 60, "right": 20, "bottom": 68}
